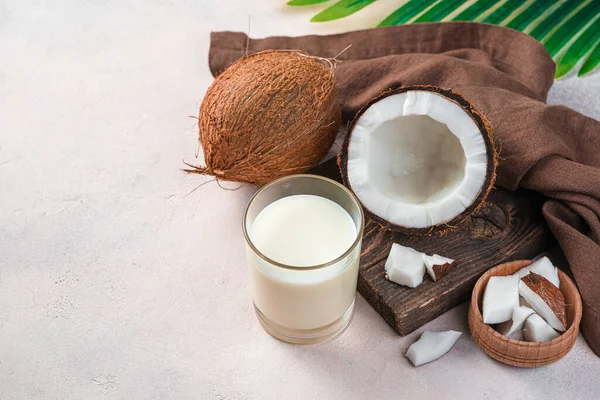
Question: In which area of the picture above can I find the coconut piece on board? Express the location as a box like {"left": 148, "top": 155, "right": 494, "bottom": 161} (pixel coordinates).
{"left": 405, "top": 330, "right": 462, "bottom": 367}
{"left": 523, "top": 314, "right": 560, "bottom": 342}
{"left": 384, "top": 244, "right": 426, "bottom": 288}
{"left": 483, "top": 274, "right": 520, "bottom": 324}
{"left": 422, "top": 254, "right": 455, "bottom": 282}
{"left": 519, "top": 272, "right": 567, "bottom": 331}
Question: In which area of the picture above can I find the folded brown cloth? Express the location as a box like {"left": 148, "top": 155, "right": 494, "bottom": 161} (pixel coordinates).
{"left": 209, "top": 22, "right": 600, "bottom": 356}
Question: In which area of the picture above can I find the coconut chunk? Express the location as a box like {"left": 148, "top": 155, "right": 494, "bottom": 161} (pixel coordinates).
{"left": 529, "top": 257, "right": 560, "bottom": 288}
{"left": 496, "top": 320, "right": 525, "bottom": 341}
{"left": 482, "top": 275, "right": 520, "bottom": 324}
{"left": 523, "top": 314, "right": 560, "bottom": 342}
{"left": 405, "top": 330, "right": 462, "bottom": 367}
{"left": 519, "top": 272, "right": 567, "bottom": 331}
{"left": 513, "top": 257, "right": 560, "bottom": 288}
{"left": 422, "top": 254, "right": 455, "bottom": 282}
{"left": 496, "top": 306, "right": 534, "bottom": 337}
{"left": 384, "top": 244, "right": 426, "bottom": 288}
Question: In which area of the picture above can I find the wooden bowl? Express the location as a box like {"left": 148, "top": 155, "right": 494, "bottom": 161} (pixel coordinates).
{"left": 468, "top": 260, "right": 582, "bottom": 367}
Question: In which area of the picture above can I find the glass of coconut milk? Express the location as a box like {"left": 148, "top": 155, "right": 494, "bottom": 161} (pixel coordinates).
{"left": 243, "top": 175, "right": 364, "bottom": 344}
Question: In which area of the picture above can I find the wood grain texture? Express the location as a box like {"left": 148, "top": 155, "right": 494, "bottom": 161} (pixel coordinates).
{"left": 311, "top": 159, "right": 555, "bottom": 335}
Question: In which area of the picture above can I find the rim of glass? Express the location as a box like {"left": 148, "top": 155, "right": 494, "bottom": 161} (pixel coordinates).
{"left": 242, "top": 174, "right": 364, "bottom": 271}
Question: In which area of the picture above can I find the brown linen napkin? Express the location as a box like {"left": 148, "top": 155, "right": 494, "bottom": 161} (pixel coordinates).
{"left": 208, "top": 22, "right": 600, "bottom": 356}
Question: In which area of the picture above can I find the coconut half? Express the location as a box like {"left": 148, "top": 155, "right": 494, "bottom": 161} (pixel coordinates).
{"left": 339, "top": 86, "right": 496, "bottom": 234}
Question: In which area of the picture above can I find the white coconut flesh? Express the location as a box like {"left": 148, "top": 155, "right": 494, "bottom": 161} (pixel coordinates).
{"left": 346, "top": 91, "right": 489, "bottom": 229}
{"left": 384, "top": 243, "right": 426, "bottom": 288}
{"left": 523, "top": 314, "right": 560, "bottom": 342}
{"left": 519, "top": 280, "right": 566, "bottom": 332}
{"left": 405, "top": 330, "right": 462, "bottom": 367}
{"left": 513, "top": 257, "right": 560, "bottom": 288}
{"left": 482, "top": 275, "right": 520, "bottom": 324}
{"left": 423, "top": 254, "right": 454, "bottom": 282}
{"left": 497, "top": 306, "right": 534, "bottom": 337}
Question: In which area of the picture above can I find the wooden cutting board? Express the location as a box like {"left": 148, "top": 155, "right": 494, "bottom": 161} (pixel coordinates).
{"left": 311, "top": 159, "right": 554, "bottom": 336}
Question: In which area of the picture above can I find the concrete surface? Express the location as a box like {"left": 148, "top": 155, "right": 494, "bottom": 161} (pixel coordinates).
{"left": 1, "top": 1, "right": 599, "bottom": 399}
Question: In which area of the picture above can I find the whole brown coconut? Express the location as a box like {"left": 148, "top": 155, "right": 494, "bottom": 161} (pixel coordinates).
{"left": 185, "top": 50, "right": 341, "bottom": 186}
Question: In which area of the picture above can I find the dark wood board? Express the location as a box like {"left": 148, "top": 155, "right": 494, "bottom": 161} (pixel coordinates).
{"left": 311, "top": 159, "right": 555, "bottom": 336}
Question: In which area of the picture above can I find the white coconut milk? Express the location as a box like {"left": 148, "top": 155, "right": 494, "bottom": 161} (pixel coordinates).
{"left": 248, "top": 194, "right": 360, "bottom": 330}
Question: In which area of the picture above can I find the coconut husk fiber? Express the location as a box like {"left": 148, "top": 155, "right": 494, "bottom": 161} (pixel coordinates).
{"left": 208, "top": 22, "right": 600, "bottom": 357}
{"left": 187, "top": 50, "right": 341, "bottom": 185}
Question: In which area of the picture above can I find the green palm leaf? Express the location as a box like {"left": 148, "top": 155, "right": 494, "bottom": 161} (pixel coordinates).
{"left": 505, "top": 0, "right": 556, "bottom": 31}
{"left": 482, "top": 0, "right": 526, "bottom": 25}
{"left": 453, "top": 0, "right": 496, "bottom": 21}
{"left": 311, "top": 0, "right": 377, "bottom": 22}
{"left": 379, "top": 0, "right": 437, "bottom": 27}
{"left": 543, "top": 1, "right": 600, "bottom": 58}
{"left": 529, "top": 1, "right": 582, "bottom": 41}
{"left": 287, "top": 0, "right": 330, "bottom": 6}
{"left": 414, "top": 0, "right": 466, "bottom": 23}
{"left": 292, "top": 0, "right": 600, "bottom": 77}
{"left": 556, "top": 20, "right": 600, "bottom": 78}
{"left": 579, "top": 42, "right": 600, "bottom": 77}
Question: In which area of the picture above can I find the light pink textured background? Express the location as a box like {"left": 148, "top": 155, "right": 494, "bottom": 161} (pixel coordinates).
{"left": 1, "top": 1, "right": 599, "bottom": 399}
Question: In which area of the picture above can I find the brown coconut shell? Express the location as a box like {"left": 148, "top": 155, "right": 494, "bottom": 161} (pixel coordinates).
{"left": 432, "top": 261, "right": 455, "bottom": 282}
{"left": 338, "top": 85, "right": 497, "bottom": 235}
{"left": 185, "top": 50, "right": 341, "bottom": 186}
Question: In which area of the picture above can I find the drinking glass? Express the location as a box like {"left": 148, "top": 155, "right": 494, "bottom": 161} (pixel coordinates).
{"left": 242, "top": 174, "right": 364, "bottom": 344}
